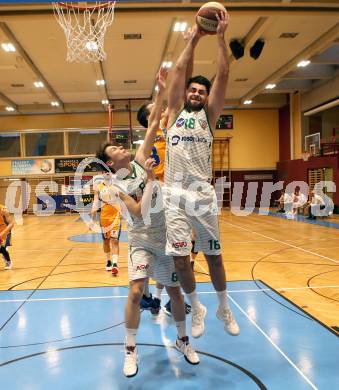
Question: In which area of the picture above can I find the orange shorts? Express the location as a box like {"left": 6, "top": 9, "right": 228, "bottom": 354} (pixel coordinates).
{"left": 100, "top": 205, "right": 122, "bottom": 240}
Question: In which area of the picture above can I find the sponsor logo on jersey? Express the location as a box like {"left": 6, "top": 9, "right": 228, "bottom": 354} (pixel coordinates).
{"left": 136, "top": 264, "right": 149, "bottom": 271}
{"left": 172, "top": 241, "right": 188, "bottom": 249}
{"left": 181, "top": 136, "right": 208, "bottom": 143}
{"left": 176, "top": 118, "right": 185, "bottom": 128}
{"left": 171, "top": 135, "right": 208, "bottom": 145}
{"left": 171, "top": 135, "right": 180, "bottom": 146}
{"left": 198, "top": 119, "right": 207, "bottom": 129}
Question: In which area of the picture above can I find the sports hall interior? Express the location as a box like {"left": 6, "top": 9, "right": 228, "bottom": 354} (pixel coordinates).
{"left": 0, "top": 1, "right": 338, "bottom": 389}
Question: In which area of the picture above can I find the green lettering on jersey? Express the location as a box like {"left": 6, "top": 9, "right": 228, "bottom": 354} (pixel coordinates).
{"left": 171, "top": 272, "right": 178, "bottom": 282}
{"left": 185, "top": 118, "right": 195, "bottom": 129}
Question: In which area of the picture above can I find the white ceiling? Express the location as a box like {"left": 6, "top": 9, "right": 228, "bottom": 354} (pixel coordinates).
{"left": 0, "top": 0, "right": 338, "bottom": 115}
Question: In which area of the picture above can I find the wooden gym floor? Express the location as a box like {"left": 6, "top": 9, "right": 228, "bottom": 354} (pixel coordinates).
{"left": 0, "top": 210, "right": 338, "bottom": 334}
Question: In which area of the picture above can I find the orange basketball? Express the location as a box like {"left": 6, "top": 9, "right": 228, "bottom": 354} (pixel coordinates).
{"left": 196, "top": 2, "right": 227, "bottom": 35}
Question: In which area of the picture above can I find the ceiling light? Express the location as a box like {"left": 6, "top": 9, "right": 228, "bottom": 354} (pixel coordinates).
{"left": 133, "top": 140, "right": 144, "bottom": 145}
{"left": 101, "top": 99, "right": 109, "bottom": 105}
{"left": 1, "top": 43, "right": 15, "bottom": 52}
{"left": 174, "top": 22, "right": 187, "bottom": 32}
{"left": 96, "top": 80, "right": 105, "bottom": 86}
{"left": 34, "top": 81, "right": 44, "bottom": 88}
{"left": 51, "top": 101, "right": 59, "bottom": 106}
{"left": 243, "top": 100, "right": 253, "bottom": 105}
{"left": 5, "top": 106, "right": 15, "bottom": 112}
{"left": 297, "top": 60, "right": 310, "bottom": 68}
{"left": 86, "top": 41, "right": 98, "bottom": 51}
{"left": 265, "top": 83, "right": 276, "bottom": 90}
{"left": 154, "top": 85, "right": 159, "bottom": 92}
{"left": 162, "top": 61, "right": 173, "bottom": 69}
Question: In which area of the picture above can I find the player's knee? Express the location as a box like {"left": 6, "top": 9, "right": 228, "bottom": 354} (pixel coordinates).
{"left": 129, "top": 281, "right": 144, "bottom": 304}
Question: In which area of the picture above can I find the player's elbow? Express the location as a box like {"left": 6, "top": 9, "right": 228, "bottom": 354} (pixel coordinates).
{"left": 174, "top": 62, "right": 186, "bottom": 74}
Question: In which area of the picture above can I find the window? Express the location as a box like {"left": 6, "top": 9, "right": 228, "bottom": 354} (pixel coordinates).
{"left": 26, "top": 132, "right": 64, "bottom": 157}
{"left": 0, "top": 133, "right": 21, "bottom": 157}
{"left": 68, "top": 130, "right": 107, "bottom": 155}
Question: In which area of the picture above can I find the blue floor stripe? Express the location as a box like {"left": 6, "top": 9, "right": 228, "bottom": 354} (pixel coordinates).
{"left": 68, "top": 231, "right": 128, "bottom": 243}
{"left": 0, "top": 281, "right": 338, "bottom": 389}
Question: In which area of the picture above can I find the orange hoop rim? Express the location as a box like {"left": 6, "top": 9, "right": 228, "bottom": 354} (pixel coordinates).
{"left": 57, "top": 1, "right": 115, "bottom": 11}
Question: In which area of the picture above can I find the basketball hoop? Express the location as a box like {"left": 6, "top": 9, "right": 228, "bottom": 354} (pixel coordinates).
{"left": 53, "top": 2, "right": 116, "bottom": 63}
{"left": 301, "top": 151, "right": 310, "bottom": 161}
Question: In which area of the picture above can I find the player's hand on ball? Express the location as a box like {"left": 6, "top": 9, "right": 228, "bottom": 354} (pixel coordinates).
{"left": 216, "top": 10, "right": 229, "bottom": 37}
{"left": 192, "top": 23, "right": 207, "bottom": 39}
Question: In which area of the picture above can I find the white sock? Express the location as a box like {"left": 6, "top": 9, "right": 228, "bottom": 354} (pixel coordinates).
{"left": 186, "top": 290, "right": 200, "bottom": 311}
{"left": 105, "top": 252, "right": 110, "bottom": 261}
{"left": 216, "top": 290, "right": 227, "bottom": 308}
{"left": 154, "top": 288, "right": 162, "bottom": 300}
{"left": 175, "top": 321, "right": 187, "bottom": 339}
{"left": 112, "top": 254, "right": 119, "bottom": 265}
{"left": 125, "top": 328, "right": 137, "bottom": 347}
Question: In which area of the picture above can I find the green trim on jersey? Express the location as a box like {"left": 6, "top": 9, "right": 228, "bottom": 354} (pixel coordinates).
{"left": 203, "top": 107, "right": 214, "bottom": 138}
{"left": 166, "top": 107, "right": 184, "bottom": 131}
{"left": 123, "top": 163, "right": 137, "bottom": 180}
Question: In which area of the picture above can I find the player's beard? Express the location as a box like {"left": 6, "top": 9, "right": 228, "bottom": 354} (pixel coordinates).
{"left": 185, "top": 98, "right": 205, "bottom": 112}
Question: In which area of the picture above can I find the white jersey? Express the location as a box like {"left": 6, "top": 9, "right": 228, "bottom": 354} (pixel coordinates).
{"left": 115, "top": 160, "right": 166, "bottom": 248}
{"left": 164, "top": 108, "right": 213, "bottom": 189}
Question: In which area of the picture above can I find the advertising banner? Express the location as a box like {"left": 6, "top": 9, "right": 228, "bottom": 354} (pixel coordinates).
{"left": 55, "top": 158, "right": 99, "bottom": 173}
{"left": 12, "top": 159, "right": 55, "bottom": 175}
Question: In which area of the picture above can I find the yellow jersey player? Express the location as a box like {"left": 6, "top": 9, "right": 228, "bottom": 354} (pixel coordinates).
{"left": 91, "top": 173, "right": 122, "bottom": 275}
{"left": 0, "top": 204, "right": 14, "bottom": 270}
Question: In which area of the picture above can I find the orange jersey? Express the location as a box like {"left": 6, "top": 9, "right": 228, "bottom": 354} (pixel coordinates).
{"left": 97, "top": 182, "right": 122, "bottom": 235}
{"left": 153, "top": 128, "right": 166, "bottom": 182}
{"left": 0, "top": 204, "right": 10, "bottom": 246}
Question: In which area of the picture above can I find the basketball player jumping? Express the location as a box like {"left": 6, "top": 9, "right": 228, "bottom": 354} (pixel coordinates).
{"left": 136, "top": 28, "right": 196, "bottom": 315}
{"left": 163, "top": 12, "right": 240, "bottom": 338}
{"left": 96, "top": 67, "right": 199, "bottom": 378}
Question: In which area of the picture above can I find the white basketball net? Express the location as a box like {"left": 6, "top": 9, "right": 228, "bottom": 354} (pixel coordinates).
{"left": 53, "top": 2, "right": 116, "bottom": 63}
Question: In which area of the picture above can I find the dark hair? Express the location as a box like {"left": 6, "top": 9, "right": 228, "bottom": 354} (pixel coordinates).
{"left": 96, "top": 142, "right": 115, "bottom": 173}
{"left": 187, "top": 75, "right": 211, "bottom": 95}
{"left": 137, "top": 103, "right": 150, "bottom": 128}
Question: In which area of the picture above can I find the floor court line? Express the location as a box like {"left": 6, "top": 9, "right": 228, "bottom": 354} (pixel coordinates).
{"left": 1, "top": 284, "right": 338, "bottom": 303}
{"left": 228, "top": 294, "right": 318, "bottom": 390}
{"left": 221, "top": 219, "right": 339, "bottom": 265}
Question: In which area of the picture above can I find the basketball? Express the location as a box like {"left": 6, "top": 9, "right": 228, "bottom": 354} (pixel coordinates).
{"left": 196, "top": 2, "right": 227, "bottom": 34}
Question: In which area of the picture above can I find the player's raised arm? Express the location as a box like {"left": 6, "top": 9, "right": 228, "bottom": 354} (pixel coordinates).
{"left": 183, "top": 27, "right": 195, "bottom": 93}
{"left": 118, "top": 159, "right": 156, "bottom": 218}
{"left": 90, "top": 189, "right": 100, "bottom": 218}
{"left": 207, "top": 11, "right": 230, "bottom": 127}
{"left": 168, "top": 25, "right": 203, "bottom": 119}
{"left": 135, "top": 67, "right": 168, "bottom": 165}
